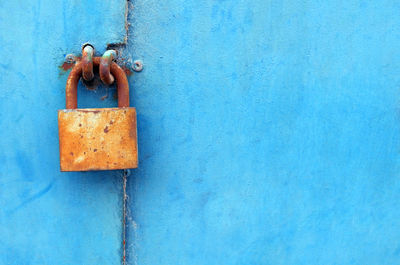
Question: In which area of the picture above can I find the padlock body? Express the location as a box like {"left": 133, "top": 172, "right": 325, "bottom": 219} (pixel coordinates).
{"left": 58, "top": 107, "right": 138, "bottom": 171}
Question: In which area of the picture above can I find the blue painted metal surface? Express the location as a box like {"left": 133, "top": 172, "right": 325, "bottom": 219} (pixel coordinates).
{"left": 2, "top": 0, "right": 400, "bottom": 264}
{"left": 0, "top": 1, "right": 127, "bottom": 264}
{"left": 126, "top": 0, "right": 400, "bottom": 264}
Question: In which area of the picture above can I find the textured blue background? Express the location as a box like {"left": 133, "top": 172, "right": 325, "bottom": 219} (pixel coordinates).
{"left": 0, "top": 1, "right": 127, "bottom": 264}
{"left": 126, "top": 0, "right": 400, "bottom": 264}
{"left": 1, "top": 0, "right": 400, "bottom": 264}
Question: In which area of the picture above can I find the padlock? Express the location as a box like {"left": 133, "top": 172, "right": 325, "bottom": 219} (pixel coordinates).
{"left": 58, "top": 56, "right": 138, "bottom": 171}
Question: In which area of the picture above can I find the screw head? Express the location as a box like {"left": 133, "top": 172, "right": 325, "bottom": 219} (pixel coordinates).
{"left": 65, "top": 54, "right": 76, "bottom": 64}
{"left": 133, "top": 60, "right": 143, "bottom": 72}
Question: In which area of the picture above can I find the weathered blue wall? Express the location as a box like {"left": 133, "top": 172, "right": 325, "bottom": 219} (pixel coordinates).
{"left": 126, "top": 0, "right": 400, "bottom": 264}
{"left": 0, "top": 1, "right": 127, "bottom": 264}
{"left": 2, "top": 0, "right": 400, "bottom": 264}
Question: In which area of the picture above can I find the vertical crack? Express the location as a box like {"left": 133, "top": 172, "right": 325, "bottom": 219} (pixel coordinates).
{"left": 118, "top": 1, "right": 134, "bottom": 264}
{"left": 122, "top": 169, "right": 129, "bottom": 265}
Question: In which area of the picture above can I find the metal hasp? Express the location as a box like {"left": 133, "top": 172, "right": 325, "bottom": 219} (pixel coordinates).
{"left": 58, "top": 51, "right": 138, "bottom": 171}
{"left": 81, "top": 43, "right": 95, "bottom": 82}
{"left": 100, "top": 50, "right": 117, "bottom": 85}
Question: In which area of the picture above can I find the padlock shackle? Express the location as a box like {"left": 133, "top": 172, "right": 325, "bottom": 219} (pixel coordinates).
{"left": 81, "top": 44, "right": 95, "bottom": 82}
{"left": 65, "top": 57, "right": 130, "bottom": 109}
{"left": 99, "top": 50, "right": 117, "bottom": 85}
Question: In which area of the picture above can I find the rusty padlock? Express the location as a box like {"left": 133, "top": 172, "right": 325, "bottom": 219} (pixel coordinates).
{"left": 58, "top": 55, "right": 138, "bottom": 171}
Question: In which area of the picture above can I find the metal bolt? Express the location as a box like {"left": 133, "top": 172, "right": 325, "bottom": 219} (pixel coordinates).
{"left": 65, "top": 54, "right": 76, "bottom": 64}
{"left": 133, "top": 60, "right": 143, "bottom": 72}
{"left": 81, "top": 42, "right": 95, "bottom": 51}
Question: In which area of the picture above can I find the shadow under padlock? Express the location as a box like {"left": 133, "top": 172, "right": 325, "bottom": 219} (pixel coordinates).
{"left": 58, "top": 49, "right": 138, "bottom": 172}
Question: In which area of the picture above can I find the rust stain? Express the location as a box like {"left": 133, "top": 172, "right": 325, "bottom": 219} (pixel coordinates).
{"left": 122, "top": 66, "right": 132, "bottom": 76}
{"left": 129, "top": 116, "right": 137, "bottom": 139}
{"left": 58, "top": 107, "right": 138, "bottom": 171}
{"left": 59, "top": 57, "right": 81, "bottom": 73}
{"left": 60, "top": 62, "right": 75, "bottom": 72}
{"left": 76, "top": 110, "right": 101, "bottom": 114}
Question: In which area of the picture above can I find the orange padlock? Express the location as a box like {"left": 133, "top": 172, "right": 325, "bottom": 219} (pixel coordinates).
{"left": 58, "top": 55, "right": 138, "bottom": 171}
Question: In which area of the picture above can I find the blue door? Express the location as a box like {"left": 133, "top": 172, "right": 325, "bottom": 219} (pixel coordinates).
{"left": 2, "top": 0, "right": 400, "bottom": 264}
{"left": 0, "top": 1, "right": 128, "bottom": 264}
